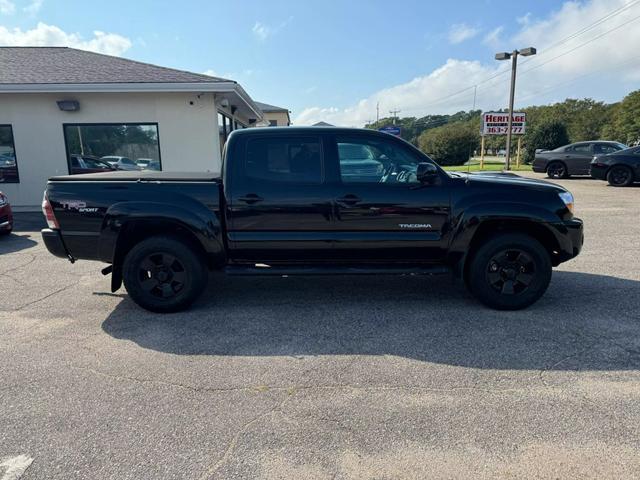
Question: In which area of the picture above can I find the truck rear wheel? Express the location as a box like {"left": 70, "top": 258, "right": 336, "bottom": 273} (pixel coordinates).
{"left": 467, "top": 233, "right": 552, "bottom": 310}
{"left": 122, "top": 236, "right": 207, "bottom": 313}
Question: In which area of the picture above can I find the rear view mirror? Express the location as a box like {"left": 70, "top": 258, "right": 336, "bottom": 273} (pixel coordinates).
{"left": 416, "top": 162, "right": 439, "bottom": 183}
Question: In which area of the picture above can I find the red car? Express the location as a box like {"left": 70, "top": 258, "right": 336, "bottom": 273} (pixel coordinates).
{"left": 0, "top": 191, "right": 13, "bottom": 235}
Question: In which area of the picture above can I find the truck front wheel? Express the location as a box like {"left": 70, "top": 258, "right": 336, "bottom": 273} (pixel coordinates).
{"left": 467, "top": 233, "right": 552, "bottom": 310}
{"left": 122, "top": 236, "right": 207, "bottom": 313}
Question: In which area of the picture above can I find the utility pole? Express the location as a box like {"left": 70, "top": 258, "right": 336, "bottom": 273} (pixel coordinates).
{"left": 389, "top": 109, "right": 401, "bottom": 125}
{"left": 376, "top": 102, "right": 380, "bottom": 124}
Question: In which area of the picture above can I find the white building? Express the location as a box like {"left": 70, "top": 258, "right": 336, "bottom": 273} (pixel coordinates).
{"left": 0, "top": 47, "right": 265, "bottom": 210}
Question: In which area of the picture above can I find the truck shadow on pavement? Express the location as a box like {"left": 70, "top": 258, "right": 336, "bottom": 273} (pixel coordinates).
{"left": 101, "top": 271, "right": 640, "bottom": 371}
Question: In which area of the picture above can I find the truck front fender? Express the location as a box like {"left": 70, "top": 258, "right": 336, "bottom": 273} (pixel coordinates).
{"left": 447, "top": 202, "right": 563, "bottom": 274}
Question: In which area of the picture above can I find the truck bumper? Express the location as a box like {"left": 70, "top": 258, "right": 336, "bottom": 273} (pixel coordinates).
{"left": 41, "top": 228, "right": 72, "bottom": 260}
{"left": 553, "top": 218, "right": 583, "bottom": 263}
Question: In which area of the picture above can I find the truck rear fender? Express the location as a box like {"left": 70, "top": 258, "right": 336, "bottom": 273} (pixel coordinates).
{"left": 98, "top": 200, "right": 225, "bottom": 291}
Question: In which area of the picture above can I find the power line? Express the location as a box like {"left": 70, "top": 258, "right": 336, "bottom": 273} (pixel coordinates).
{"left": 519, "top": 12, "right": 640, "bottom": 75}
{"left": 416, "top": 1, "right": 640, "bottom": 112}
{"left": 529, "top": 0, "right": 640, "bottom": 56}
{"left": 516, "top": 53, "right": 640, "bottom": 104}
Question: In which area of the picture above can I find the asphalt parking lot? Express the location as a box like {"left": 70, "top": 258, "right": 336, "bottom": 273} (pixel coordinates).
{"left": 1, "top": 172, "right": 639, "bottom": 479}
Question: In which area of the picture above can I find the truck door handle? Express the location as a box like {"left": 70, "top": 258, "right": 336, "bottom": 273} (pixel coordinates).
{"left": 238, "top": 194, "right": 264, "bottom": 204}
{"left": 336, "top": 194, "right": 362, "bottom": 206}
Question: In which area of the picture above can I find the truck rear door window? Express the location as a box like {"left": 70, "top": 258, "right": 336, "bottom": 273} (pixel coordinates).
{"left": 245, "top": 137, "right": 322, "bottom": 184}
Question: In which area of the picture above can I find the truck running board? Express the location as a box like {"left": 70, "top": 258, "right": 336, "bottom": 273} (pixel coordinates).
{"left": 224, "top": 264, "right": 451, "bottom": 276}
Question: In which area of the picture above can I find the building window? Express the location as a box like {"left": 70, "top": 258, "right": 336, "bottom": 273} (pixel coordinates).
{"left": 0, "top": 125, "right": 19, "bottom": 183}
{"left": 269, "top": 120, "right": 278, "bottom": 127}
{"left": 63, "top": 123, "right": 161, "bottom": 174}
{"left": 218, "top": 112, "right": 233, "bottom": 151}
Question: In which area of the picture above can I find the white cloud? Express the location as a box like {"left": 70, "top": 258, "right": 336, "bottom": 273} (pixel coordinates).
{"left": 0, "top": 22, "right": 132, "bottom": 55}
{"left": 448, "top": 23, "right": 479, "bottom": 44}
{"left": 0, "top": 0, "right": 15, "bottom": 15}
{"left": 23, "top": 0, "right": 43, "bottom": 15}
{"left": 252, "top": 16, "right": 293, "bottom": 41}
{"left": 202, "top": 69, "right": 218, "bottom": 77}
{"left": 295, "top": 0, "right": 640, "bottom": 126}
{"left": 483, "top": 26, "right": 504, "bottom": 48}
{"left": 517, "top": 12, "right": 532, "bottom": 26}
{"left": 252, "top": 22, "right": 270, "bottom": 41}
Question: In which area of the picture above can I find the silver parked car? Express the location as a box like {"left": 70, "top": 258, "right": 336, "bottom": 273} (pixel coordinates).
{"left": 532, "top": 141, "right": 627, "bottom": 178}
{"left": 101, "top": 155, "right": 141, "bottom": 171}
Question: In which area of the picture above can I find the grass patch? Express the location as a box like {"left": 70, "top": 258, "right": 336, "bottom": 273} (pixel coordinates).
{"left": 444, "top": 158, "right": 532, "bottom": 172}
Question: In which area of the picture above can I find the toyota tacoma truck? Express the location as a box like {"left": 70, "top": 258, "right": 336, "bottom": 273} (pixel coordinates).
{"left": 41, "top": 127, "right": 583, "bottom": 312}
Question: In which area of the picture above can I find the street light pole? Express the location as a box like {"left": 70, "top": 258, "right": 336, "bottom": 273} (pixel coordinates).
{"left": 495, "top": 47, "right": 536, "bottom": 171}
{"left": 505, "top": 50, "right": 518, "bottom": 171}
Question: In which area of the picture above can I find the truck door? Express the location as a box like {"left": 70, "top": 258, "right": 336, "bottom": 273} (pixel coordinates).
{"left": 227, "top": 133, "right": 334, "bottom": 261}
{"left": 328, "top": 133, "right": 451, "bottom": 262}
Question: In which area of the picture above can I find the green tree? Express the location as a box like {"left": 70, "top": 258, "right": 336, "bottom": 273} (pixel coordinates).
{"left": 418, "top": 122, "right": 479, "bottom": 166}
{"left": 601, "top": 90, "right": 640, "bottom": 145}
{"left": 524, "top": 121, "right": 570, "bottom": 164}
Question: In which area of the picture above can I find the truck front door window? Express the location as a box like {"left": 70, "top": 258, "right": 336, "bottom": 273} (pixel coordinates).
{"left": 337, "top": 138, "right": 422, "bottom": 184}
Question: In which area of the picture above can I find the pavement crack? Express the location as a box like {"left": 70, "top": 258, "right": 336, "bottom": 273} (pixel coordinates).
{"left": 70, "top": 365, "right": 530, "bottom": 396}
{"left": 12, "top": 281, "right": 80, "bottom": 311}
{"left": 198, "top": 392, "right": 294, "bottom": 480}
{"left": 0, "top": 252, "right": 37, "bottom": 275}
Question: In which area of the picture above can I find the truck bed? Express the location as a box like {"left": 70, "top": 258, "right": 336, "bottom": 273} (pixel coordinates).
{"left": 49, "top": 171, "right": 221, "bottom": 182}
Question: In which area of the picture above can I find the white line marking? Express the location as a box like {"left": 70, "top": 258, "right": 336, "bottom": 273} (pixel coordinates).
{"left": 0, "top": 455, "right": 34, "bottom": 480}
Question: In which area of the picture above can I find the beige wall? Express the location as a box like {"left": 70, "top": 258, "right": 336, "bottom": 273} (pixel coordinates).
{"left": 0, "top": 91, "right": 225, "bottom": 209}
{"left": 263, "top": 111, "right": 290, "bottom": 126}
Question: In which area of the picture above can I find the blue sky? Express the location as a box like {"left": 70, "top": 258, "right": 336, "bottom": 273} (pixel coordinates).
{"left": 2, "top": 0, "right": 640, "bottom": 125}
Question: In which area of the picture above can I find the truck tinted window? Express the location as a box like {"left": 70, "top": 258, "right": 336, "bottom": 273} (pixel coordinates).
{"left": 337, "top": 136, "right": 421, "bottom": 184}
{"left": 246, "top": 136, "right": 322, "bottom": 183}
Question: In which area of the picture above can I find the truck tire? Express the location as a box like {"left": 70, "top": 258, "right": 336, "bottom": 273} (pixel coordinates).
{"left": 122, "top": 236, "right": 207, "bottom": 313}
{"left": 467, "top": 233, "right": 552, "bottom": 310}
{"left": 607, "top": 165, "right": 634, "bottom": 187}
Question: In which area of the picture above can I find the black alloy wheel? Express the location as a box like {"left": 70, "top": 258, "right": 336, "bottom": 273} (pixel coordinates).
{"left": 122, "top": 235, "right": 207, "bottom": 312}
{"left": 547, "top": 161, "right": 567, "bottom": 179}
{"left": 138, "top": 252, "right": 187, "bottom": 299}
{"left": 607, "top": 165, "right": 633, "bottom": 187}
{"left": 467, "top": 233, "right": 552, "bottom": 310}
{"left": 486, "top": 249, "right": 535, "bottom": 296}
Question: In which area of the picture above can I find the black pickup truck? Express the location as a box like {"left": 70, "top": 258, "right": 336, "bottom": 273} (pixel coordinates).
{"left": 41, "top": 127, "right": 583, "bottom": 312}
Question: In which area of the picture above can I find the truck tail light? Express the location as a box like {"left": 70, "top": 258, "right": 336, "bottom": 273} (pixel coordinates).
{"left": 42, "top": 192, "right": 60, "bottom": 229}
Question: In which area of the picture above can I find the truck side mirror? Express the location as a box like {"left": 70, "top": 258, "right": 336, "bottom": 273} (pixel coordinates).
{"left": 416, "top": 162, "right": 439, "bottom": 184}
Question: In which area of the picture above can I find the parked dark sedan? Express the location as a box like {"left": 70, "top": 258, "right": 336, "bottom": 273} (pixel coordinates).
{"left": 532, "top": 141, "right": 627, "bottom": 178}
{"left": 590, "top": 145, "right": 640, "bottom": 187}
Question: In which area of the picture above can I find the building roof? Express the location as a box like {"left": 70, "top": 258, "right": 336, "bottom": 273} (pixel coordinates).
{"left": 254, "top": 101, "right": 289, "bottom": 113}
{"left": 0, "top": 46, "right": 264, "bottom": 120}
{"left": 0, "top": 47, "right": 232, "bottom": 85}
{"left": 312, "top": 121, "right": 335, "bottom": 127}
